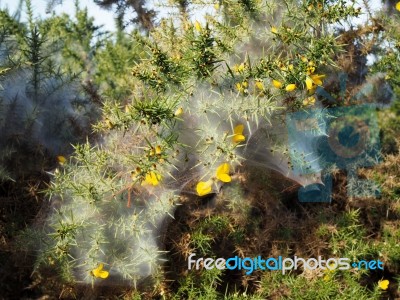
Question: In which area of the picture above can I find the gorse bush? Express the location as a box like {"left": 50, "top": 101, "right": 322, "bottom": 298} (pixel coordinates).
{"left": 2, "top": 0, "right": 399, "bottom": 298}
{"left": 39, "top": 0, "right": 359, "bottom": 281}
{"left": 0, "top": 2, "right": 103, "bottom": 181}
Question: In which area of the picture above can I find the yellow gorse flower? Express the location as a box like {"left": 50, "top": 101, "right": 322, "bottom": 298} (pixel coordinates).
{"left": 196, "top": 180, "right": 213, "bottom": 196}
{"left": 305, "top": 77, "right": 314, "bottom": 90}
{"left": 271, "top": 27, "right": 278, "bottom": 34}
{"left": 306, "top": 74, "right": 325, "bottom": 91}
{"left": 378, "top": 279, "right": 389, "bottom": 290}
{"left": 232, "top": 124, "right": 245, "bottom": 143}
{"left": 396, "top": 2, "right": 400, "bottom": 11}
{"left": 307, "top": 66, "right": 316, "bottom": 75}
{"left": 91, "top": 263, "right": 109, "bottom": 279}
{"left": 57, "top": 155, "right": 66, "bottom": 165}
{"left": 310, "top": 74, "right": 325, "bottom": 86}
{"left": 300, "top": 57, "right": 315, "bottom": 75}
{"left": 174, "top": 107, "right": 183, "bottom": 117}
{"left": 233, "top": 63, "right": 245, "bottom": 73}
{"left": 216, "top": 163, "right": 231, "bottom": 182}
{"left": 155, "top": 145, "right": 162, "bottom": 155}
{"left": 255, "top": 80, "right": 264, "bottom": 90}
{"left": 236, "top": 82, "right": 244, "bottom": 92}
{"left": 279, "top": 63, "right": 294, "bottom": 72}
{"left": 105, "top": 118, "right": 114, "bottom": 129}
{"left": 272, "top": 79, "right": 282, "bottom": 89}
{"left": 285, "top": 84, "right": 296, "bottom": 92}
{"left": 303, "top": 96, "right": 316, "bottom": 106}
{"left": 236, "top": 81, "right": 248, "bottom": 93}
{"left": 194, "top": 21, "right": 202, "bottom": 32}
{"left": 196, "top": 163, "right": 232, "bottom": 196}
{"left": 142, "top": 171, "right": 161, "bottom": 186}
{"left": 322, "top": 261, "right": 335, "bottom": 281}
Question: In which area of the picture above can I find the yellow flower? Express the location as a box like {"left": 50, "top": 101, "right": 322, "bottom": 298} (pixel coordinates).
{"left": 272, "top": 79, "right": 282, "bottom": 89}
{"left": 233, "top": 63, "right": 245, "bottom": 73}
{"left": 232, "top": 124, "right": 245, "bottom": 143}
{"left": 155, "top": 145, "right": 162, "bottom": 155}
{"left": 194, "top": 21, "right": 202, "bottom": 32}
{"left": 305, "top": 77, "right": 314, "bottom": 90}
{"left": 326, "top": 261, "right": 336, "bottom": 271}
{"left": 378, "top": 279, "right": 389, "bottom": 290}
{"left": 310, "top": 74, "right": 325, "bottom": 86}
{"left": 307, "top": 66, "right": 315, "bottom": 75}
{"left": 105, "top": 118, "right": 114, "bottom": 129}
{"left": 255, "top": 80, "right": 264, "bottom": 90}
{"left": 149, "top": 147, "right": 155, "bottom": 156}
{"left": 396, "top": 2, "right": 400, "bottom": 11}
{"left": 214, "top": 3, "right": 220, "bottom": 9}
{"left": 321, "top": 261, "right": 336, "bottom": 281}
{"left": 236, "top": 82, "right": 244, "bottom": 92}
{"left": 57, "top": 155, "right": 66, "bottom": 165}
{"left": 285, "top": 84, "right": 296, "bottom": 92}
{"left": 216, "top": 163, "right": 231, "bottom": 182}
{"left": 236, "top": 81, "right": 248, "bottom": 93}
{"left": 238, "top": 63, "right": 245, "bottom": 72}
{"left": 196, "top": 180, "right": 213, "bottom": 196}
{"left": 306, "top": 74, "right": 325, "bottom": 91}
{"left": 303, "top": 96, "right": 316, "bottom": 106}
{"left": 271, "top": 27, "right": 278, "bottom": 34}
{"left": 131, "top": 167, "right": 142, "bottom": 181}
{"left": 143, "top": 171, "right": 161, "bottom": 186}
{"left": 300, "top": 55, "right": 308, "bottom": 63}
{"left": 91, "top": 263, "right": 109, "bottom": 279}
{"left": 174, "top": 107, "right": 183, "bottom": 117}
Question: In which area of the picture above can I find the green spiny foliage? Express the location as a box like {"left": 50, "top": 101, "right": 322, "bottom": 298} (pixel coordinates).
{"left": 0, "top": 2, "right": 103, "bottom": 180}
